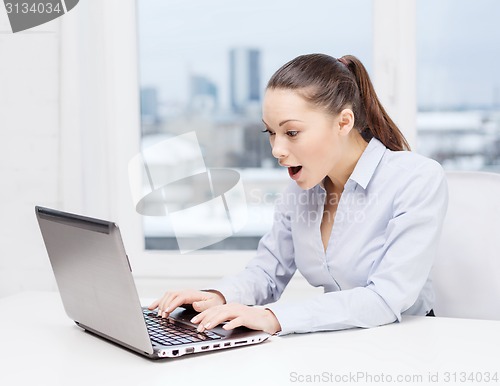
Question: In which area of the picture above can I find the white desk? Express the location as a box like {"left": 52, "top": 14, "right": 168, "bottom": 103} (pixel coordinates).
{"left": 1, "top": 292, "right": 499, "bottom": 386}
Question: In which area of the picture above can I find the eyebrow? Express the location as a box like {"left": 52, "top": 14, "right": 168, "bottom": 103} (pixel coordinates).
{"left": 261, "top": 119, "right": 303, "bottom": 127}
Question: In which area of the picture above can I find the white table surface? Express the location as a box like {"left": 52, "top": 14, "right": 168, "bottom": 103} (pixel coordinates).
{"left": 1, "top": 292, "right": 499, "bottom": 386}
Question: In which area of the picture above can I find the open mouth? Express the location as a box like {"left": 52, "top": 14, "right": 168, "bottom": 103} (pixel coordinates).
{"left": 288, "top": 166, "right": 303, "bottom": 179}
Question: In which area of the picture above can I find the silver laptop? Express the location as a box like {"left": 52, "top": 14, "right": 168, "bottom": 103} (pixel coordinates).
{"left": 35, "top": 206, "right": 270, "bottom": 359}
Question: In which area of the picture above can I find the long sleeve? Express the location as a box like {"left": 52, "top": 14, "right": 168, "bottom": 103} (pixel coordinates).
{"left": 210, "top": 138, "right": 448, "bottom": 336}
{"left": 211, "top": 196, "right": 297, "bottom": 306}
{"left": 266, "top": 160, "right": 448, "bottom": 335}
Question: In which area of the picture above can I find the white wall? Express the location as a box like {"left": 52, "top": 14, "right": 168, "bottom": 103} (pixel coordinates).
{"left": 0, "top": 0, "right": 148, "bottom": 298}
{"left": 0, "top": 8, "right": 60, "bottom": 296}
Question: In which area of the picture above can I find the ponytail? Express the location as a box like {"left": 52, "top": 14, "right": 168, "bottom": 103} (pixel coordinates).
{"left": 267, "top": 53, "right": 410, "bottom": 151}
{"left": 340, "top": 55, "right": 410, "bottom": 151}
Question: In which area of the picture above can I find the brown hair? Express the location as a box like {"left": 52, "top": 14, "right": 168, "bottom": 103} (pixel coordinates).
{"left": 266, "top": 54, "right": 410, "bottom": 151}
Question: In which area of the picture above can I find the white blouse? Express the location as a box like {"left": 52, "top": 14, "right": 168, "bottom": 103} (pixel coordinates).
{"left": 213, "top": 138, "right": 448, "bottom": 335}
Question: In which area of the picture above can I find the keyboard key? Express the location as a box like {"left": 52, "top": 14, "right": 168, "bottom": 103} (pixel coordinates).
{"left": 143, "top": 310, "right": 222, "bottom": 346}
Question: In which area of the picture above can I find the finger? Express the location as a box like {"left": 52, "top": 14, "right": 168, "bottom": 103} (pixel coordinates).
{"left": 163, "top": 292, "right": 201, "bottom": 314}
{"left": 161, "top": 296, "right": 188, "bottom": 318}
{"left": 159, "top": 291, "right": 208, "bottom": 318}
{"left": 190, "top": 309, "right": 208, "bottom": 326}
{"left": 148, "top": 299, "right": 160, "bottom": 310}
{"left": 190, "top": 309, "right": 217, "bottom": 332}
{"left": 192, "top": 299, "right": 216, "bottom": 312}
{"left": 192, "top": 301, "right": 204, "bottom": 312}
{"left": 223, "top": 317, "right": 244, "bottom": 331}
{"left": 191, "top": 291, "right": 222, "bottom": 312}
{"left": 194, "top": 307, "right": 236, "bottom": 332}
{"left": 158, "top": 292, "right": 178, "bottom": 317}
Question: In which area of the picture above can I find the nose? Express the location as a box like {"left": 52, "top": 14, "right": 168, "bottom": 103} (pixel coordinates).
{"left": 271, "top": 135, "right": 288, "bottom": 160}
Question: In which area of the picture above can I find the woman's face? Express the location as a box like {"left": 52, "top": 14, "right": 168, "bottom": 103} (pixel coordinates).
{"left": 262, "top": 88, "right": 347, "bottom": 190}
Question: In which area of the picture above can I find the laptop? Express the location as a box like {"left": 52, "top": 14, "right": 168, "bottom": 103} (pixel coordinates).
{"left": 35, "top": 206, "right": 270, "bottom": 359}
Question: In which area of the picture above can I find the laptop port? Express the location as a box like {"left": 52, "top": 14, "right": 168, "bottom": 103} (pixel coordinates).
{"left": 224, "top": 342, "right": 231, "bottom": 347}
{"left": 172, "top": 350, "right": 179, "bottom": 356}
{"left": 185, "top": 347, "right": 195, "bottom": 354}
{"left": 213, "top": 344, "right": 220, "bottom": 348}
{"left": 234, "top": 340, "right": 247, "bottom": 345}
{"left": 201, "top": 345, "right": 209, "bottom": 350}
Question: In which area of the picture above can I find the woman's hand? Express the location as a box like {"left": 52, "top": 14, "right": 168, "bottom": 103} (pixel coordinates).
{"left": 148, "top": 289, "right": 225, "bottom": 318}
{"left": 190, "top": 303, "right": 281, "bottom": 335}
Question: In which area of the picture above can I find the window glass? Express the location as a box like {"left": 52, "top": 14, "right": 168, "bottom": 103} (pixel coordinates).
{"left": 417, "top": 0, "right": 500, "bottom": 171}
{"left": 137, "top": 0, "right": 373, "bottom": 251}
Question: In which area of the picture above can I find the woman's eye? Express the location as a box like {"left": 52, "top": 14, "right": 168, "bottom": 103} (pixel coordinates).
{"left": 286, "top": 131, "right": 299, "bottom": 137}
{"left": 262, "top": 129, "right": 275, "bottom": 136}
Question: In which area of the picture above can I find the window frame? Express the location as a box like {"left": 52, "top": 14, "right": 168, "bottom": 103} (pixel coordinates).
{"left": 59, "top": 0, "right": 416, "bottom": 279}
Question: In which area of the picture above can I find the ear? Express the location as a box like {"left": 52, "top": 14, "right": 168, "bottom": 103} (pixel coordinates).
{"left": 337, "top": 109, "right": 354, "bottom": 136}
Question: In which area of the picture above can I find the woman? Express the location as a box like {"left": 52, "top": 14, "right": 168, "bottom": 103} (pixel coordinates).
{"left": 148, "top": 54, "right": 448, "bottom": 335}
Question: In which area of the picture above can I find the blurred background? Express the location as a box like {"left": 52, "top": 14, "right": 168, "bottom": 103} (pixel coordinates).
{"left": 1, "top": 0, "right": 499, "bottom": 299}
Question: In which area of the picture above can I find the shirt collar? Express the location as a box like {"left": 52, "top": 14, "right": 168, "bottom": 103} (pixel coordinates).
{"left": 348, "top": 137, "right": 387, "bottom": 190}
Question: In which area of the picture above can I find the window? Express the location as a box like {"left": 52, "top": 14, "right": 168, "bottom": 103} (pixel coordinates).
{"left": 136, "top": 0, "right": 373, "bottom": 252}
{"left": 416, "top": 0, "right": 500, "bottom": 171}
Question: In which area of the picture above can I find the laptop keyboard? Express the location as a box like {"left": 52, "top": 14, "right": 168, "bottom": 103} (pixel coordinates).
{"left": 143, "top": 309, "right": 222, "bottom": 346}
